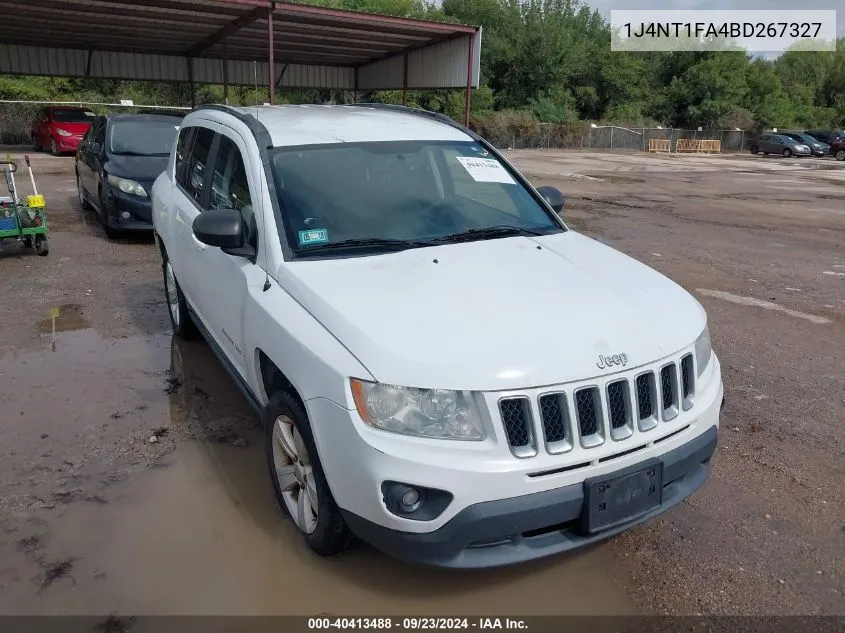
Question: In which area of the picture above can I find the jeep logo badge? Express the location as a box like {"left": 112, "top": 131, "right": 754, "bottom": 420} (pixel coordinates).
{"left": 597, "top": 353, "right": 628, "bottom": 370}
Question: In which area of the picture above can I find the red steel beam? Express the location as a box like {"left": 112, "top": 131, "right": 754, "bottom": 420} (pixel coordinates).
{"left": 187, "top": 5, "right": 271, "bottom": 56}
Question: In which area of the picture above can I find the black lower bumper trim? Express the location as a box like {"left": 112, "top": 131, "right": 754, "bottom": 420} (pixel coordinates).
{"left": 342, "top": 425, "right": 718, "bottom": 569}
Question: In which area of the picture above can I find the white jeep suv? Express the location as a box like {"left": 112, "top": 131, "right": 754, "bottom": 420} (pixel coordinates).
{"left": 152, "top": 103, "right": 723, "bottom": 568}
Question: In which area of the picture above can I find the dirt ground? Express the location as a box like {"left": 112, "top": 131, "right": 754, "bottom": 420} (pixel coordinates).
{"left": 0, "top": 149, "right": 842, "bottom": 616}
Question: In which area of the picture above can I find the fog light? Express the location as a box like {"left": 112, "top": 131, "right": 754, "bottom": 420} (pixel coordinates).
{"left": 381, "top": 481, "right": 453, "bottom": 521}
{"left": 120, "top": 211, "right": 131, "bottom": 220}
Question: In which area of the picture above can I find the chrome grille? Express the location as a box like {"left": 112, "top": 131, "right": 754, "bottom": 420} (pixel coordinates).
{"left": 498, "top": 397, "right": 535, "bottom": 457}
{"left": 497, "top": 354, "right": 695, "bottom": 457}
{"left": 635, "top": 372, "right": 658, "bottom": 431}
{"left": 681, "top": 354, "right": 694, "bottom": 410}
{"left": 660, "top": 364, "right": 679, "bottom": 420}
{"left": 607, "top": 380, "right": 633, "bottom": 440}
{"left": 539, "top": 393, "right": 567, "bottom": 442}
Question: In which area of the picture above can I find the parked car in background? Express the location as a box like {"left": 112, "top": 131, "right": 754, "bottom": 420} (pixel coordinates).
{"left": 748, "top": 133, "right": 812, "bottom": 157}
{"left": 830, "top": 137, "right": 845, "bottom": 161}
{"left": 781, "top": 132, "right": 828, "bottom": 157}
{"left": 30, "top": 106, "right": 96, "bottom": 155}
{"left": 804, "top": 129, "right": 844, "bottom": 146}
{"left": 76, "top": 113, "right": 182, "bottom": 238}
{"left": 152, "top": 103, "right": 723, "bottom": 568}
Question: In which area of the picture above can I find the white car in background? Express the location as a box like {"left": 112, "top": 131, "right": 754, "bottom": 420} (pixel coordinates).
{"left": 151, "top": 103, "right": 723, "bottom": 568}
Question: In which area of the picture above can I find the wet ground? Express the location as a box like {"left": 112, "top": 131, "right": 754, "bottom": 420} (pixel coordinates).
{"left": 0, "top": 149, "right": 843, "bottom": 616}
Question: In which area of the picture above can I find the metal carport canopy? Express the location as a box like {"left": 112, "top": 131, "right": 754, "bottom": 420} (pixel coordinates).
{"left": 0, "top": 0, "right": 481, "bottom": 115}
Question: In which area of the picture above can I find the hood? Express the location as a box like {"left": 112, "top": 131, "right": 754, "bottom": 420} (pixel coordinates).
{"left": 277, "top": 231, "right": 707, "bottom": 392}
{"left": 105, "top": 154, "right": 169, "bottom": 184}
{"left": 52, "top": 121, "right": 91, "bottom": 135}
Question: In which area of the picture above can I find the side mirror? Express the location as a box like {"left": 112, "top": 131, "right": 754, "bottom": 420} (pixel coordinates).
{"left": 536, "top": 185, "right": 566, "bottom": 213}
{"left": 193, "top": 208, "right": 247, "bottom": 252}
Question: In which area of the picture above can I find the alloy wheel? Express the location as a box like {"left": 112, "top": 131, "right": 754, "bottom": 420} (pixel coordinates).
{"left": 272, "top": 414, "right": 319, "bottom": 534}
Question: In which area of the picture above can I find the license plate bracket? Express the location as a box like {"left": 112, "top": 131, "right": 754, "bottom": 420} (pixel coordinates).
{"left": 581, "top": 459, "right": 663, "bottom": 534}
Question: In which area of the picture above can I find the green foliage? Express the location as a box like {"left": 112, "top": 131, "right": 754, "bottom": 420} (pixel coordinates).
{"left": 1, "top": 0, "right": 843, "bottom": 133}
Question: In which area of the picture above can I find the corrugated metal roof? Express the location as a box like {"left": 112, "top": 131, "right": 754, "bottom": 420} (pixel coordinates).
{"left": 0, "top": 0, "right": 480, "bottom": 89}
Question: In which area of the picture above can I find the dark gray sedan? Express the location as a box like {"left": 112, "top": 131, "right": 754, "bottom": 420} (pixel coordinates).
{"left": 748, "top": 133, "right": 813, "bottom": 157}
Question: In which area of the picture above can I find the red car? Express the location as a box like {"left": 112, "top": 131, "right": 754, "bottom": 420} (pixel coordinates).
{"left": 30, "top": 106, "right": 96, "bottom": 155}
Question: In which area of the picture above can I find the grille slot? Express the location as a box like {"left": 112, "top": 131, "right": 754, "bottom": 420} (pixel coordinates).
{"left": 539, "top": 392, "right": 572, "bottom": 453}
{"left": 606, "top": 379, "right": 633, "bottom": 440}
{"left": 635, "top": 372, "right": 659, "bottom": 431}
{"left": 575, "top": 387, "right": 604, "bottom": 447}
{"left": 660, "top": 364, "right": 679, "bottom": 421}
{"left": 681, "top": 354, "right": 695, "bottom": 410}
{"left": 498, "top": 397, "right": 536, "bottom": 457}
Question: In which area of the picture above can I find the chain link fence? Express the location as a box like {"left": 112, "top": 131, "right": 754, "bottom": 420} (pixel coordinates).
{"left": 470, "top": 117, "right": 750, "bottom": 153}
{"left": 0, "top": 101, "right": 190, "bottom": 145}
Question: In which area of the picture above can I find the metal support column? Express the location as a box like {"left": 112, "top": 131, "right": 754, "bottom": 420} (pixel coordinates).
{"left": 402, "top": 53, "right": 408, "bottom": 106}
{"left": 223, "top": 43, "right": 229, "bottom": 105}
{"left": 188, "top": 57, "right": 195, "bottom": 108}
{"left": 464, "top": 32, "right": 474, "bottom": 127}
{"left": 267, "top": 2, "right": 275, "bottom": 105}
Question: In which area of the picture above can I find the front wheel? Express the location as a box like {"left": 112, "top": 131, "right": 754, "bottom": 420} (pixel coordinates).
{"left": 836, "top": 149, "right": 845, "bottom": 161}
{"left": 782, "top": 148, "right": 792, "bottom": 158}
{"left": 35, "top": 236, "right": 49, "bottom": 256}
{"left": 163, "top": 258, "right": 199, "bottom": 340}
{"left": 749, "top": 145, "right": 759, "bottom": 155}
{"left": 265, "top": 390, "right": 350, "bottom": 556}
{"left": 50, "top": 139, "right": 59, "bottom": 156}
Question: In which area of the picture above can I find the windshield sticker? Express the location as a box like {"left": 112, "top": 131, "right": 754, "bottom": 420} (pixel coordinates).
{"left": 298, "top": 228, "right": 329, "bottom": 246}
{"left": 456, "top": 157, "right": 515, "bottom": 184}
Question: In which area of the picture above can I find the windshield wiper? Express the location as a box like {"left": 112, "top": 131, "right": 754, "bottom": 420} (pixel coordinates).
{"left": 430, "top": 225, "right": 548, "bottom": 244}
{"left": 296, "top": 237, "right": 438, "bottom": 255}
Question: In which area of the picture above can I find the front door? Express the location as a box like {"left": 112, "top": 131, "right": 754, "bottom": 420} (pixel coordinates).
{"left": 188, "top": 127, "right": 265, "bottom": 378}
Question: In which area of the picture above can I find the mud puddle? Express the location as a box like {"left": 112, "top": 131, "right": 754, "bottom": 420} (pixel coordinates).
{"left": 0, "top": 327, "right": 636, "bottom": 615}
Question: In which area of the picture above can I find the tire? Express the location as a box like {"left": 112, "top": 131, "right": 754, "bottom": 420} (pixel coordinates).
{"left": 77, "top": 173, "right": 92, "bottom": 211}
{"left": 264, "top": 390, "right": 350, "bottom": 557}
{"left": 98, "top": 187, "right": 119, "bottom": 239}
{"left": 50, "top": 138, "right": 59, "bottom": 156}
{"left": 31, "top": 135, "right": 41, "bottom": 152}
{"left": 35, "top": 236, "right": 49, "bottom": 256}
{"left": 836, "top": 149, "right": 845, "bottom": 161}
{"left": 162, "top": 257, "right": 199, "bottom": 340}
{"left": 782, "top": 148, "right": 792, "bottom": 158}
{"left": 21, "top": 236, "right": 32, "bottom": 249}
{"left": 749, "top": 145, "right": 758, "bottom": 155}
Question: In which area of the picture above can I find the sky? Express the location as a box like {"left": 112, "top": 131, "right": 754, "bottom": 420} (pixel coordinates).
{"left": 586, "top": 0, "right": 843, "bottom": 51}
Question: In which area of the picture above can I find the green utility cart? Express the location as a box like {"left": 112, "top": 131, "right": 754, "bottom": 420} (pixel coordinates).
{"left": 0, "top": 160, "right": 49, "bottom": 256}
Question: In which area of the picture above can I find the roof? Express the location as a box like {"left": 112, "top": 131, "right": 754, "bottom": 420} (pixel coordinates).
{"left": 105, "top": 113, "right": 186, "bottom": 122}
{"left": 0, "top": 0, "right": 481, "bottom": 91}
{"left": 193, "top": 104, "right": 472, "bottom": 147}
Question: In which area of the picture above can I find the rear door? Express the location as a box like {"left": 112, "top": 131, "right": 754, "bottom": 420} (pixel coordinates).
{"left": 169, "top": 124, "right": 219, "bottom": 326}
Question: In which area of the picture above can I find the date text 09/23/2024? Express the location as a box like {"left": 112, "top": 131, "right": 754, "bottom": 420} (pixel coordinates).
{"left": 308, "top": 618, "right": 528, "bottom": 630}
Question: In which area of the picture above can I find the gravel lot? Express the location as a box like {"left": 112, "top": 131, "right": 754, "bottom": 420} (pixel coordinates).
{"left": 0, "top": 149, "right": 842, "bottom": 616}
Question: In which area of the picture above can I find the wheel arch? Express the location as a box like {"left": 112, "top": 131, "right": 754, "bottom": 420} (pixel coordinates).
{"left": 257, "top": 350, "right": 306, "bottom": 420}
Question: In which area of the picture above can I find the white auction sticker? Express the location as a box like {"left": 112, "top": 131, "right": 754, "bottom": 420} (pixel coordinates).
{"left": 456, "top": 157, "right": 516, "bottom": 184}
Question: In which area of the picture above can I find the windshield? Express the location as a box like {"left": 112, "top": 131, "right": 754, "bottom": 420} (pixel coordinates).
{"left": 270, "top": 140, "right": 562, "bottom": 256}
{"left": 52, "top": 108, "right": 96, "bottom": 123}
{"left": 109, "top": 120, "right": 179, "bottom": 156}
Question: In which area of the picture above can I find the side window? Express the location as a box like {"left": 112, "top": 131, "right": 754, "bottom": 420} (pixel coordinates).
{"left": 94, "top": 118, "right": 106, "bottom": 145}
{"left": 174, "top": 127, "right": 196, "bottom": 187}
{"left": 209, "top": 135, "right": 256, "bottom": 249}
{"left": 182, "top": 127, "right": 215, "bottom": 205}
{"left": 441, "top": 148, "right": 520, "bottom": 217}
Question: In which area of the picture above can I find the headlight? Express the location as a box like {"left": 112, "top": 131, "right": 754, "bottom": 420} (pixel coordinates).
{"left": 56, "top": 129, "right": 72, "bottom": 137}
{"left": 694, "top": 326, "right": 712, "bottom": 378}
{"left": 108, "top": 175, "right": 147, "bottom": 198}
{"left": 350, "top": 379, "right": 486, "bottom": 440}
